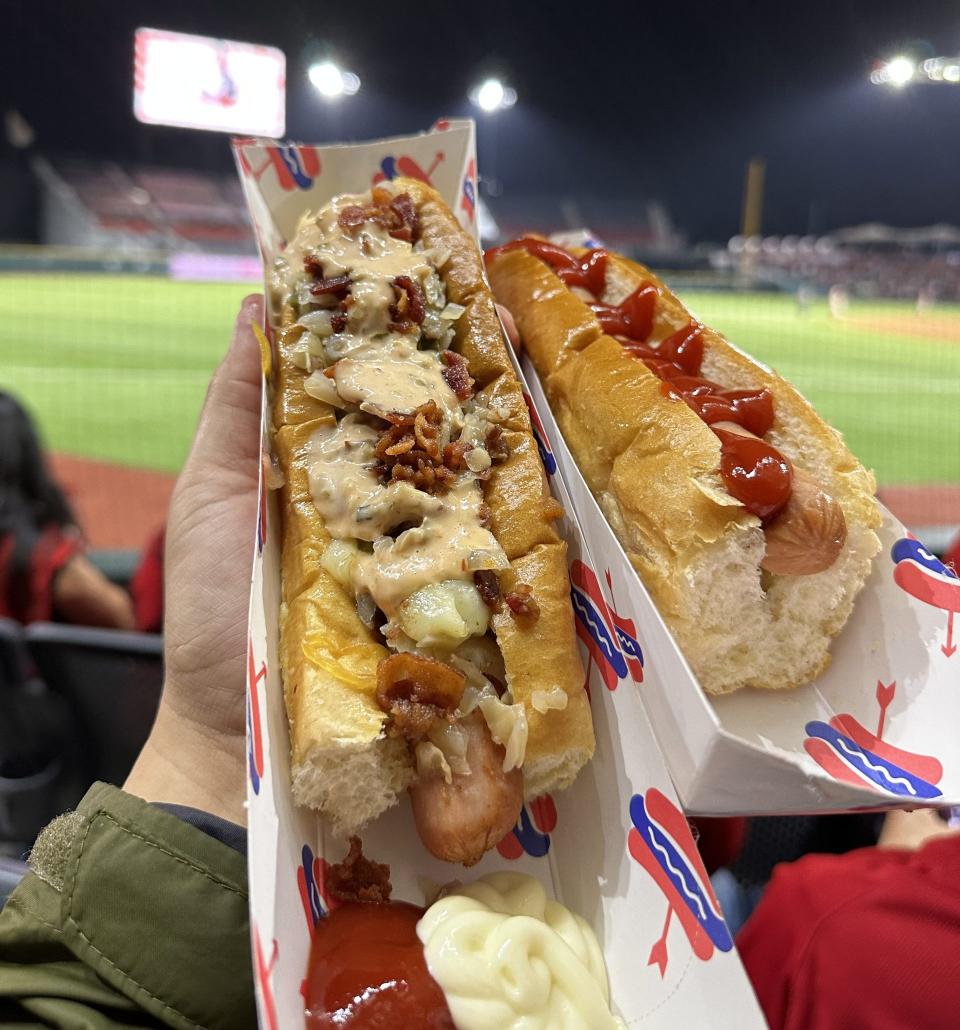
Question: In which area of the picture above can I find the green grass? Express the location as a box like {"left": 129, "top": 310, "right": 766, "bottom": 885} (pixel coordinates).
{"left": 674, "top": 291, "right": 960, "bottom": 484}
{"left": 0, "top": 273, "right": 957, "bottom": 484}
{"left": 0, "top": 274, "right": 250, "bottom": 472}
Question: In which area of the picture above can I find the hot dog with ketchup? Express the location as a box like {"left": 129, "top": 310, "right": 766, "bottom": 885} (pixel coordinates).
{"left": 486, "top": 238, "right": 881, "bottom": 694}
{"left": 270, "top": 187, "right": 594, "bottom": 865}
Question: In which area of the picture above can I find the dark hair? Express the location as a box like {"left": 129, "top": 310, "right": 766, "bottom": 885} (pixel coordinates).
{"left": 0, "top": 392, "right": 76, "bottom": 614}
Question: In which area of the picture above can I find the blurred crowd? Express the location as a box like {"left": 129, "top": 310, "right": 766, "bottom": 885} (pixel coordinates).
{"left": 723, "top": 236, "right": 960, "bottom": 303}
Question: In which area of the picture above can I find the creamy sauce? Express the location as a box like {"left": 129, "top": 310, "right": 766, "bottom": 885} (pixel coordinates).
{"left": 417, "top": 872, "right": 623, "bottom": 1030}
{"left": 307, "top": 416, "right": 443, "bottom": 541}
{"left": 333, "top": 341, "right": 460, "bottom": 423}
{"left": 354, "top": 481, "right": 502, "bottom": 617}
{"left": 286, "top": 187, "right": 507, "bottom": 681}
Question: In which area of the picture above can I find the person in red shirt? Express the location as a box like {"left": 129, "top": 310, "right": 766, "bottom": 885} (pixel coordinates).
{"left": 0, "top": 391, "right": 135, "bottom": 628}
{"left": 737, "top": 809, "right": 960, "bottom": 1030}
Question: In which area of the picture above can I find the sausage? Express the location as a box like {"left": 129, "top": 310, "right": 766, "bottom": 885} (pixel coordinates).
{"left": 712, "top": 421, "right": 847, "bottom": 576}
{"left": 761, "top": 469, "right": 847, "bottom": 575}
{"left": 409, "top": 710, "right": 523, "bottom": 866}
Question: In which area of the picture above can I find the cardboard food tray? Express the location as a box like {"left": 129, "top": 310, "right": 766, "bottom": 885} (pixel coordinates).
{"left": 236, "top": 124, "right": 765, "bottom": 1029}
{"left": 520, "top": 258, "right": 960, "bottom": 816}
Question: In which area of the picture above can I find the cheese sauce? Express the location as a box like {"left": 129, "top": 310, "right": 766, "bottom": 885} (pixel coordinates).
{"left": 333, "top": 341, "right": 461, "bottom": 423}
{"left": 354, "top": 482, "right": 502, "bottom": 617}
{"left": 417, "top": 872, "right": 624, "bottom": 1030}
{"left": 286, "top": 188, "right": 507, "bottom": 635}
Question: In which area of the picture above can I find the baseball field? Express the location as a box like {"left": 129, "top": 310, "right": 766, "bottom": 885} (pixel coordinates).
{"left": 1, "top": 273, "right": 958, "bottom": 487}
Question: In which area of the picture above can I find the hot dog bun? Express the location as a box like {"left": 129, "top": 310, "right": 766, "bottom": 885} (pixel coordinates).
{"left": 488, "top": 244, "right": 881, "bottom": 695}
{"left": 273, "top": 185, "right": 593, "bottom": 839}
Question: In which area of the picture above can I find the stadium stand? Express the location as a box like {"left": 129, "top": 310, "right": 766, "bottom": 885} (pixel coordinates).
{"left": 23, "top": 623, "right": 163, "bottom": 788}
{"left": 722, "top": 226, "right": 960, "bottom": 301}
{"left": 35, "top": 157, "right": 254, "bottom": 253}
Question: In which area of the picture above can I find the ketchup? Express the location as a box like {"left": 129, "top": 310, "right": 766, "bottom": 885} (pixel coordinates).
{"left": 486, "top": 239, "right": 793, "bottom": 521}
{"left": 304, "top": 902, "right": 454, "bottom": 1029}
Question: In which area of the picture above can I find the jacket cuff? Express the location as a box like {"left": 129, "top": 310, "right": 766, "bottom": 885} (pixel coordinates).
{"left": 51, "top": 782, "right": 255, "bottom": 1030}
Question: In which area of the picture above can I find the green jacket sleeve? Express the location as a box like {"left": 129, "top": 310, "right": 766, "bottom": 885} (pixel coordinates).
{"left": 0, "top": 782, "right": 256, "bottom": 1030}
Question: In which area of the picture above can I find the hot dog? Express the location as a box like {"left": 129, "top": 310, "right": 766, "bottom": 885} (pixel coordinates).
{"left": 305, "top": 840, "right": 622, "bottom": 1029}
{"left": 270, "top": 185, "right": 594, "bottom": 865}
{"left": 486, "top": 238, "right": 882, "bottom": 694}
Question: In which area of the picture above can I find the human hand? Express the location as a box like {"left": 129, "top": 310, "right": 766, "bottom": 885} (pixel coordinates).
{"left": 125, "top": 295, "right": 264, "bottom": 824}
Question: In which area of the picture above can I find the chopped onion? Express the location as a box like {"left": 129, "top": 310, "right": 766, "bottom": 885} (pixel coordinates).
{"left": 416, "top": 741, "right": 453, "bottom": 785}
{"left": 428, "top": 723, "right": 471, "bottom": 777}
{"left": 421, "top": 311, "right": 446, "bottom": 340}
{"left": 440, "top": 302, "right": 466, "bottom": 321}
{"left": 303, "top": 370, "right": 348, "bottom": 408}
{"left": 465, "top": 447, "right": 492, "bottom": 474}
{"left": 298, "top": 309, "right": 335, "bottom": 337}
{"left": 466, "top": 548, "right": 509, "bottom": 572}
{"left": 531, "top": 688, "right": 569, "bottom": 714}
{"left": 478, "top": 695, "right": 528, "bottom": 772}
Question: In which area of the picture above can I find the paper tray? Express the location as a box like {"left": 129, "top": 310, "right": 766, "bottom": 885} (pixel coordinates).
{"left": 521, "top": 325, "right": 960, "bottom": 816}
{"left": 236, "top": 123, "right": 765, "bottom": 1029}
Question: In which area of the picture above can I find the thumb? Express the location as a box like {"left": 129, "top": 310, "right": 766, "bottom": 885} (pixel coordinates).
{"left": 186, "top": 294, "right": 265, "bottom": 479}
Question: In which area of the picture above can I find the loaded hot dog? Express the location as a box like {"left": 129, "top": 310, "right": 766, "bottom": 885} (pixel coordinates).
{"left": 486, "top": 238, "right": 882, "bottom": 695}
{"left": 270, "top": 186, "right": 594, "bottom": 865}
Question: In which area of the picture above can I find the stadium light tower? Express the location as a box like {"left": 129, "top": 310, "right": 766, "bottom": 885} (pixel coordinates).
{"left": 469, "top": 78, "right": 517, "bottom": 112}
{"left": 870, "top": 52, "right": 960, "bottom": 87}
{"left": 308, "top": 61, "right": 361, "bottom": 98}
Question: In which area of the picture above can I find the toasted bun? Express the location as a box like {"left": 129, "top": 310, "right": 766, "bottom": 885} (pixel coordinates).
{"left": 274, "top": 184, "right": 593, "bottom": 835}
{"left": 487, "top": 247, "right": 882, "bottom": 695}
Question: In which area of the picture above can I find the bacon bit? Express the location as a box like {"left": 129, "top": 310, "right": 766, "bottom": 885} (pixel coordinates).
{"left": 310, "top": 274, "right": 352, "bottom": 297}
{"left": 389, "top": 275, "right": 426, "bottom": 333}
{"left": 376, "top": 401, "right": 467, "bottom": 493}
{"left": 376, "top": 653, "right": 466, "bottom": 742}
{"left": 388, "top": 194, "right": 419, "bottom": 242}
{"left": 505, "top": 584, "right": 540, "bottom": 623}
{"left": 337, "top": 206, "right": 369, "bottom": 234}
{"left": 485, "top": 425, "right": 510, "bottom": 464}
{"left": 478, "top": 502, "right": 492, "bottom": 528}
{"left": 474, "top": 570, "right": 502, "bottom": 611}
{"left": 440, "top": 350, "right": 475, "bottom": 400}
{"left": 331, "top": 312, "right": 347, "bottom": 333}
{"left": 303, "top": 254, "right": 325, "bottom": 277}
{"left": 337, "top": 192, "right": 420, "bottom": 243}
{"left": 442, "top": 439, "right": 471, "bottom": 472}
{"left": 326, "top": 837, "right": 392, "bottom": 903}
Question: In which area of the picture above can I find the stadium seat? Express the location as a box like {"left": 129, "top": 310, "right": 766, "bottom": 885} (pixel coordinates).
{"left": 0, "top": 618, "right": 29, "bottom": 687}
{"left": 23, "top": 623, "right": 163, "bottom": 788}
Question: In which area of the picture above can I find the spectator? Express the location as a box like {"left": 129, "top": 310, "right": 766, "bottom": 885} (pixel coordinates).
{"left": 0, "top": 391, "right": 135, "bottom": 629}
{"left": 0, "top": 298, "right": 263, "bottom": 1026}
{"left": 737, "top": 808, "right": 960, "bottom": 1030}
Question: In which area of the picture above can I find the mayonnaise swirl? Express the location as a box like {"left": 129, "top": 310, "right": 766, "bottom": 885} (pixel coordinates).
{"left": 416, "top": 872, "right": 623, "bottom": 1029}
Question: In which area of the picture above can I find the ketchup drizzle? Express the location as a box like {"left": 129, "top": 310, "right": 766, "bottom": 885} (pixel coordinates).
{"left": 487, "top": 237, "right": 792, "bottom": 521}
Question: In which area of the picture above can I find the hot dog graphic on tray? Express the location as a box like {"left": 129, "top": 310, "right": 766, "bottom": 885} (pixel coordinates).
{"left": 569, "top": 560, "right": 644, "bottom": 691}
{"left": 628, "top": 788, "right": 733, "bottom": 976}
{"left": 804, "top": 681, "right": 943, "bottom": 800}
{"left": 891, "top": 534, "right": 960, "bottom": 658}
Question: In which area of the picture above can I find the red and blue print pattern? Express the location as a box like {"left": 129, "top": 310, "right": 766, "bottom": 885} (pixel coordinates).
{"left": 460, "top": 158, "right": 476, "bottom": 222}
{"left": 628, "top": 789, "right": 733, "bottom": 976}
{"left": 891, "top": 534, "right": 959, "bottom": 657}
{"left": 252, "top": 925, "right": 279, "bottom": 1030}
{"left": 246, "top": 637, "right": 267, "bottom": 795}
{"left": 372, "top": 151, "right": 444, "bottom": 186}
{"left": 238, "top": 144, "right": 322, "bottom": 191}
{"left": 805, "top": 680, "right": 943, "bottom": 799}
{"left": 496, "top": 795, "right": 557, "bottom": 859}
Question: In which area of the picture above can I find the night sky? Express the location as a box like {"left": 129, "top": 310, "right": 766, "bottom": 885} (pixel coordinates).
{"left": 5, "top": 0, "right": 960, "bottom": 241}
